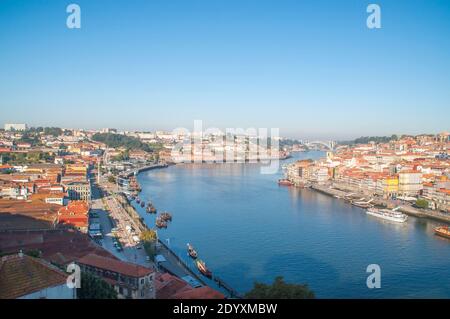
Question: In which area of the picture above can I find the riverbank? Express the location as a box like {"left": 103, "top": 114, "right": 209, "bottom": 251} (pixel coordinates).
{"left": 134, "top": 157, "right": 450, "bottom": 298}
{"left": 310, "top": 183, "right": 450, "bottom": 223}
{"left": 121, "top": 163, "right": 169, "bottom": 178}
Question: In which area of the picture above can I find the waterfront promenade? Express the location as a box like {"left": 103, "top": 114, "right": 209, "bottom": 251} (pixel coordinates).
{"left": 311, "top": 183, "right": 450, "bottom": 223}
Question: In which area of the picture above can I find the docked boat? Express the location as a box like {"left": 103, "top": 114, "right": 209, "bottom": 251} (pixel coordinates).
{"left": 187, "top": 243, "right": 198, "bottom": 259}
{"left": 140, "top": 201, "right": 145, "bottom": 208}
{"left": 160, "top": 212, "right": 172, "bottom": 221}
{"left": 136, "top": 197, "right": 140, "bottom": 204}
{"left": 352, "top": 202, "right": 373, "bottom": 208}
{"left": 155, "top": 218, "right": 167, "bottom": 229}
{"left": 196, "top": 259, "right": 212, "bottom": 277}
{"left": 434, "top": 226, "right": 450, "bottom": 239}
{"left": 278, "top": 178, "right": 293, "bottom": 186}
{"left": 366, "top": 207, "right": 408, "bottom": 223}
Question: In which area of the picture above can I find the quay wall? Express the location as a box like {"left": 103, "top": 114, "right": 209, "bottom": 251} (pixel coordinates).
{"left": 310, "top": 183, "right": 450, "bottom": 224}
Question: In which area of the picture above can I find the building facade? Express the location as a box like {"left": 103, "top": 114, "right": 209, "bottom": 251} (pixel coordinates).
{"left": 77, "top": 254, "right": 155, "bottom": 299}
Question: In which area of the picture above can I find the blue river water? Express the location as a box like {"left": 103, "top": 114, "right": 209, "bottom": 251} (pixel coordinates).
{"left": 134, "top": 151, "right": 450, "bottom": 298}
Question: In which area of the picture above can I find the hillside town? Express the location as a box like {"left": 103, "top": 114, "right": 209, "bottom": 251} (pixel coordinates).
{"left": 0, "top": 124, "right": 225, "bottom": 299}
{"left": 285, "top": 132, "right": 450, "bottom": 219}
{"left": 1, "top": 123, "right": 449, "bottom": 299}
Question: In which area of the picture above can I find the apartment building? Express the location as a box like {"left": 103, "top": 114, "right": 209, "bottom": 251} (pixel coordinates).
{"left": 77, "top": 254, "right": 155, "bottom": 299}
{"left": 398, "top": 170, "right": 423, "bottom": 196}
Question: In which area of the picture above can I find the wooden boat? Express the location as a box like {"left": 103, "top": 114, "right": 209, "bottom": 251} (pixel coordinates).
{"left": 155, "top": 218, "right": 167, "bottom": 229}
{"left": 278, "top": 178, "right": 293, "bottom": 186}
{"left": 434, "top": 226, "right": 450, "bottom": 239}
{"left": 160, "top": 212, "right": 172, "bottom": 221}
{"left": 187, "top": 243, "right": 198, "bottom": 259}
{"left": 196, "top": 259, "right": 212, "bottom": 277}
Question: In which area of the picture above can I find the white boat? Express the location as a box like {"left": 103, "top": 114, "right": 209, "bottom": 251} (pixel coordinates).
{"left": 366, "top": 207, "right": 408, "bottom": 223}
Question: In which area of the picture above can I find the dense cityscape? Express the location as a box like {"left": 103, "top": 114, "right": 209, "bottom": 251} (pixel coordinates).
{"left": 0, "top": 123, "right": 448, "bottom": 299}
{"left": 1, "top": 1, "right": 450, "bottom": 313}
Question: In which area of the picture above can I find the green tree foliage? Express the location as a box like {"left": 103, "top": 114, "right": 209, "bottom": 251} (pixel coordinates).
{"left": 43, "top": 127, "right": 63, "bottom": 137}
{"left": 140, "top": 229, "right": 158, "bottom": 261}
{"left": 17, "top": 132, "right": 39, "bottom": 146}
{"left": 140, "top": 229, "right": 157, "bottom": 242}
{"left": 25, "top": 249, "right": 41, "bottom": 258}
{"left": 77, "top": 272, "right": 118, "bottom": 299}
{"left": 339, "top": 135, "right": 400, "bottom": 145}
{"left": 92, "top": 133, "right": 151, "bottom": 152}
{"left": 415, "top": 198, "right": 429, "bottom": 209}
{"left": 27, "top": 126, "right": 63, "bottom": 137}
{"left": 1, "top": 151, "right": 54, "bottom": 165}
{"left": 245, "top": 276, "right": 315, "bottom": 299}
{"left": 112, "top": 150, "right": 130, "bottom": 162}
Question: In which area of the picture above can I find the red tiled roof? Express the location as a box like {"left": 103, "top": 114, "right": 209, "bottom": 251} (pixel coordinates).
{"left": 155, "top": 273, "right": 225, "bottom": 299}
{"left": 0, "top": 253, "right": 68, "bottom": 299}
{"left": 0, "top": 229, "right": 117, "bottom": 266}
{"left": 172, "top": 286, "right": 225, "bottom": 299}
{"left": 77, "top": 253, "right": 153, "bottom": 278}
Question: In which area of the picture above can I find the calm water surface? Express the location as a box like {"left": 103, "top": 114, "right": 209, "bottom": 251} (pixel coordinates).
{"left": 135, "top": 151, "right": 450, "bottom": 298}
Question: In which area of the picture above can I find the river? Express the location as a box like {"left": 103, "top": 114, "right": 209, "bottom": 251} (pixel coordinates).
{"left": 134, "top": 151, "right": 450, "bottom": 298}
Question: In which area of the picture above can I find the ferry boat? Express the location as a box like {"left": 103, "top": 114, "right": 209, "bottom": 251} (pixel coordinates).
{"left": 187, "top": 243, "right": 198, "bottom": 259}
{"left": 366, "top": 207, "right": 408, "bottom": 223}
{"left": 196, "top": 259, "right": 212, "bottom": 277}
{"left": 434, "top": 226, "right": 450, "bottom": 239}
{"left": 278, "top": 178, "right": 293, "bottom": 186}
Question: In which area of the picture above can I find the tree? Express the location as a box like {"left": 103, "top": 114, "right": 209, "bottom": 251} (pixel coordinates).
{"left": 140, "top": 229, "right": 158, "bottom": 260}
{"left": 107, "top": 176, "right": 116, "bottom": 184}
{"left": 25, "top": 249, "right": 41, "bottom": 258}
{"left": 140, "top": 229, "right": 157, "bottom": 242}
{"left": 415, "top": 199, "right": 429, "bottom": 209}
{"left": 77, "top": 272, "right": 118, "bottom": 299}
{"left": 245, "top": 276, "right": 315, "bottom": 299}
{"left": 92, "top": 133, "right": 152, "bottom": 152}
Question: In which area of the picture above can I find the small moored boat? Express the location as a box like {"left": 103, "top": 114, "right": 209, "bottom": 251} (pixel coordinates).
{"left": 155, "top": 218, "right": 167, "bottom": 229}
{"left": 187, "top": 243, "right": 198, "bottom": 259}
{"left": 434, "top": 226, "right": 450, "bottom": 239}
{"left": 196, "top": 259, "right": 212, "bottom": 277}
{"left": 160, "top": 212, "right": 172, "bottom": 221}
{"left": 278, "top": 178, "right": 293, "bottom": 186}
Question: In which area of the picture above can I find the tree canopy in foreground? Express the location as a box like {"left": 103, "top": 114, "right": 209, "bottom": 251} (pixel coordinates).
{"left": 77, "top": 272, "right": 118, "bottom": 299}
{"left": 245, "top": 276, "right": 315, "bottom": 299}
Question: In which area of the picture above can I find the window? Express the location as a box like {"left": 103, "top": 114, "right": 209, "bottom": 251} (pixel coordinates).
{"left": 140, "top": 278, "right": 144, "bottom": 285}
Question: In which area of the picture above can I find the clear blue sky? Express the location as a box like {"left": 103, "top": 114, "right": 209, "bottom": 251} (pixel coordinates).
{"left": 0, "top": 0, "right": 449, "bottom": 139}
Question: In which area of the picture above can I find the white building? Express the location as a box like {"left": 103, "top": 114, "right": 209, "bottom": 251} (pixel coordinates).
{"left": 4, "top": 123, "right": 27, "bottom": 131}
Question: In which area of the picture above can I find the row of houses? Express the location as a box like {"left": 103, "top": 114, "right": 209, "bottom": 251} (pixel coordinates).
{"left": 286, "top": 134, "right": 450, "bottom": 212}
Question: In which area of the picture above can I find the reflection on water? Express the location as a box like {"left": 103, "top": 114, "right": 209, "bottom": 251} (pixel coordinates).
{"left": 136, "top": 151, "right": 450, "bottom": 298}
